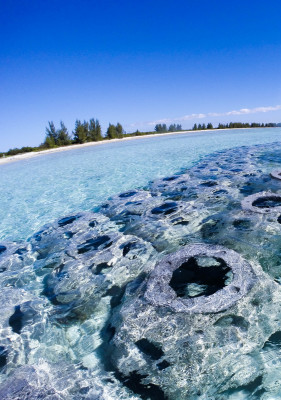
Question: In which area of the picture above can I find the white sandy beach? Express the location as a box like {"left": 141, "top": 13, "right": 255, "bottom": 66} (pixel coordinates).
{"left": 0, "top": 128, "right": 253, "bottom": 165}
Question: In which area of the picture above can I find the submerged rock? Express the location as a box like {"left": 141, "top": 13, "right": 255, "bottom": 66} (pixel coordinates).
{"left": 0, "top": 365, "right": 63, "bottom": 400}
{"left": 270, "top": 169, "right": 281, "bottom": 180}
{"left": 242, "top": 191, "right": 281, "bottom": 213}
{"left": 144, "top": 244, "right": 256, "bottom": 313}
{"left": 107, "top": 245, "right": 280, "bottom": 399}
{"left": 42, "top": 231, "right": 156, "bottom": 317}
{"left": 3, "top": 142, "right": 281, "bottom": 397}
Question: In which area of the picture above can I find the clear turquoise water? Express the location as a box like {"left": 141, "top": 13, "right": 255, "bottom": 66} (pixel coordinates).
{"left": 2, "top": 134, "right": 281, "bottom": 398}
{"left": 1, "top": 127, "right": 281, "bottom": 241}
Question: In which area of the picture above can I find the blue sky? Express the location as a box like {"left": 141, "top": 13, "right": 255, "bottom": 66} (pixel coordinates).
{"left": 1, "top": 0, "right": 281, "bottom": 151}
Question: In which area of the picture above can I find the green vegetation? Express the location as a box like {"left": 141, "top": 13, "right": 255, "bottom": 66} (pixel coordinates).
{"left": 44, "top": 121, "right": 72, "bottom": 147}
{"left": 154, "top": 123, "right": 182, "bottom": 133}
{"left": 192, "top": 122, "right": 277, "bottom": 130}
{"left": 105, "top": 122, "right": 124, "bottom": 139}
{"left": 0, "top": 119, "right": 280, "bottom": 158}
{"left": 72, "top": 119, "right": 102, "bottom": 144}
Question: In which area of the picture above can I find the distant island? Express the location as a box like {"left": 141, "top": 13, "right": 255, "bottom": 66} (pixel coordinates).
{"left": 1, "top": 119, "right": 280, "bottom": 158}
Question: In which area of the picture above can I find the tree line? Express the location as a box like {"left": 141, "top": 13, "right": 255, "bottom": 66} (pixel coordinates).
{"left": 1, "top": 119, "right": 280, "bottom": 157}
{"left": 192, "top": 122, "right": 279, "bottom": 130}
{"left": 44, "top": 119, "right": 119, "bottom": 147}
{"left": 1, "top": 119, "right": 126, "bottom": 156}
{"left": 154, "top": 124, "right": 182, "bottom": 133}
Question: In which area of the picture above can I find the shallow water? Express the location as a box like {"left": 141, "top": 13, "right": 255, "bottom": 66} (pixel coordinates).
{"left": 2, "top": 130, "right": 281, "bottom": 399}
{"left": 1, "top": 128, "right": 281, "bottom": 241}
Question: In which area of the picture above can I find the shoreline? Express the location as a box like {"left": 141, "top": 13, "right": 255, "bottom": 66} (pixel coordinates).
{"left": 0, "top": 127, "right": 268, "bottom": 165}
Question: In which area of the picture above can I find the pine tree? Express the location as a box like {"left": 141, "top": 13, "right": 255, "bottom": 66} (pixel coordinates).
{"left": 106, "top": 124, "right": 117, "bottom": 139}
{"left": 88, "top": 118, "right": 103, "bottom": 141}
{"left": 95, "top": 120, "right": 102, "bottom": 140}
{"left": 44, "top": 135, "right": 56, "bottom": 148}
{"left": 57, "top": 121, "right": 72, "bottom": 146}
{"left": 155, "top": 124, "right": 168, "bottom": 133}
{"left": 88, "top": 118, "right": 96, "bottom": 141}
{"left": 44, "top": 121, "right": 58, "bottom": 147}
{"left": 116, "top": 122, "right": 124, "bottom": 138}
{"left": 73, "top": 120, "right": 87, "bottom": 143}
{"left": 83, "top": 120, "right": 89, "bottom": 141}
{"left": 169, "top": 124, "right": 181, "bottom": 132}
{"left": 192, "top": 123, "right": 198, "bottom": 130}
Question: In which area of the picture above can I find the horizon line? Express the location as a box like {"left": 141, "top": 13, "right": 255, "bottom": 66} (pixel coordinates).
{"left": 129, "top": 104, "right": 281, "bottom": 128}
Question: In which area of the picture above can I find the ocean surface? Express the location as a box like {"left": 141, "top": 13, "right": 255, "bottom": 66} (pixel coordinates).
{"left": 1, "top": 128, "right": 281, "bottom": 399}
{"left": 1, "top": 127, "right": 281, "bottom": 241}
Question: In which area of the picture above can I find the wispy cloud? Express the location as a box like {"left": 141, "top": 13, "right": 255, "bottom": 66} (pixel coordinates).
{"left": 130, "top": 104, "right": 281, "bottom": 128}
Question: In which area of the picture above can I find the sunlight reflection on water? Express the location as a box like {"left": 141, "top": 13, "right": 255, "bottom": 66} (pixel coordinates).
{"left": 1, "top": 128, "right": 281, "bottom": 241}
